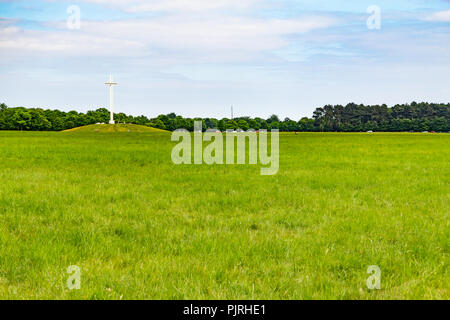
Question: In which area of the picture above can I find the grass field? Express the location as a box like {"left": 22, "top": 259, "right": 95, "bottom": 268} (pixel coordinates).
{"left": 0, "top": 131, "right": 448, "bottom": 299}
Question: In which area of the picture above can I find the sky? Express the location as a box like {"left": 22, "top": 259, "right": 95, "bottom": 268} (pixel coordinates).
{"left": 0, "top": 0, "right": 450, "bottom": 119}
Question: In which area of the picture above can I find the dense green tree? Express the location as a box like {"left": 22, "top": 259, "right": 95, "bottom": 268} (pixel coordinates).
{"left": 237, "top": 119, "right": 249, "bottom": 131}
{"left": 267, "top": 114, "right": 280, "bottom": 124}
{"left": 226, "top": 120, "right": 238, "bottom": 130}
{"left": 218, "top": 119, "right": 227, "bottom": 132}
{"left": 0, "top": 102, "right": 448, "bottom": 132}
{"left": 298, "top": 117, "right": 315, "bottom": 131}
{"left": 12, "top": 109, "right": 31, "bottom": 130}
{"left": 205, "top": 118, "right": 218, "bottom": 130}
{"left": 269, "top": 121, "right": 280, "bottom": 130}
{"left": 248, "top": 119, "right": 258, "bottom": 130}
{"left": 29, "top": 109, "right": 51, "bottom": 131}
{"left": 151, "top": 119, "right": 166, "bottom": 130}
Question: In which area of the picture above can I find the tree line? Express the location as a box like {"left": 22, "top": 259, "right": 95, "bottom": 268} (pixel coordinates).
{"left": 0, "top": 102, "right": 449, "bottom": 132}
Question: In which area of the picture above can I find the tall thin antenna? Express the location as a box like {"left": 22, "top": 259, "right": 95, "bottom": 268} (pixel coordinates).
{"left": 231, "top": 105, "right": 234, "bottom": 120}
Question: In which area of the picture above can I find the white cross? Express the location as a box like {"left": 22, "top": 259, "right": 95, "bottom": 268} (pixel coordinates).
{"left": 105, "top": 74, "right": 118, "bottom": 124}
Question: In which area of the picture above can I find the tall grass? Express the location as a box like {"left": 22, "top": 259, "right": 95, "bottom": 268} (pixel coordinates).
{"left": 0, "top": 131, "right": 448, "bottom": 299}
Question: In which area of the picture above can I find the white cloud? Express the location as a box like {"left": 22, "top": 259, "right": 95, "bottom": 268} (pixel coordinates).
{"left": 4, "top": 0, "right": 335, "bottom": 63}
{"left": 76, "top": 0, "right": 259, "bottom": 12}
{"left": 0, "top": 15, "right": 336, "bottom": 62}
{"left": 423, "top": 10, "right": 450, "bottom": 22}
{"left": 126, "top": 0, "right": 258, "bottom": 13}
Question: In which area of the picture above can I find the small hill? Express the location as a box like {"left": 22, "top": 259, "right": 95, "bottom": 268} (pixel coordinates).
{"left": 63, "top": 123, "right": 168, "bottom": 133}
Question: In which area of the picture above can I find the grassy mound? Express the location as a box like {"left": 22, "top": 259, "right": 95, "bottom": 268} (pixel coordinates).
{"left": 63, "top": 123, "right": 168, "bottom": 133}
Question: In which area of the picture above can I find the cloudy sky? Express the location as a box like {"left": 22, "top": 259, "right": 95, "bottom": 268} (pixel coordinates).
{"left": 1, "top": 0, "right": 450, "bottom": 119}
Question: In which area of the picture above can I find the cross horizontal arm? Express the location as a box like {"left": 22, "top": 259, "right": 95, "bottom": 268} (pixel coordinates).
{"left": 105, "top": 82, "right": 118, "bottom": 85}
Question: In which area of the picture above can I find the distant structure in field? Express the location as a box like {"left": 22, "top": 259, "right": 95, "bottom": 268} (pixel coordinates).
{"left": 231, "top": 105, "right": 234, "bottom": 120}
{"left": 105, "top": 74, "right": 117, "bottom": 124}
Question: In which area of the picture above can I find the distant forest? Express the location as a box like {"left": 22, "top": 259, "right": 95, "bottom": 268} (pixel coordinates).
{"left": 0, "top": 102, "right": 449, "bottom": 132}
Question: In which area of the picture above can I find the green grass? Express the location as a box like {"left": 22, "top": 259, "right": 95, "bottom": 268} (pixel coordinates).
{"left": 0, "top": 131, "right": 448, "bottom": 299}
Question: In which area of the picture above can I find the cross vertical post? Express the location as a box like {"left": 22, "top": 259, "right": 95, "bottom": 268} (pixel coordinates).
{"left": 105, "top": 74, "right": 118, "bottom": 124}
